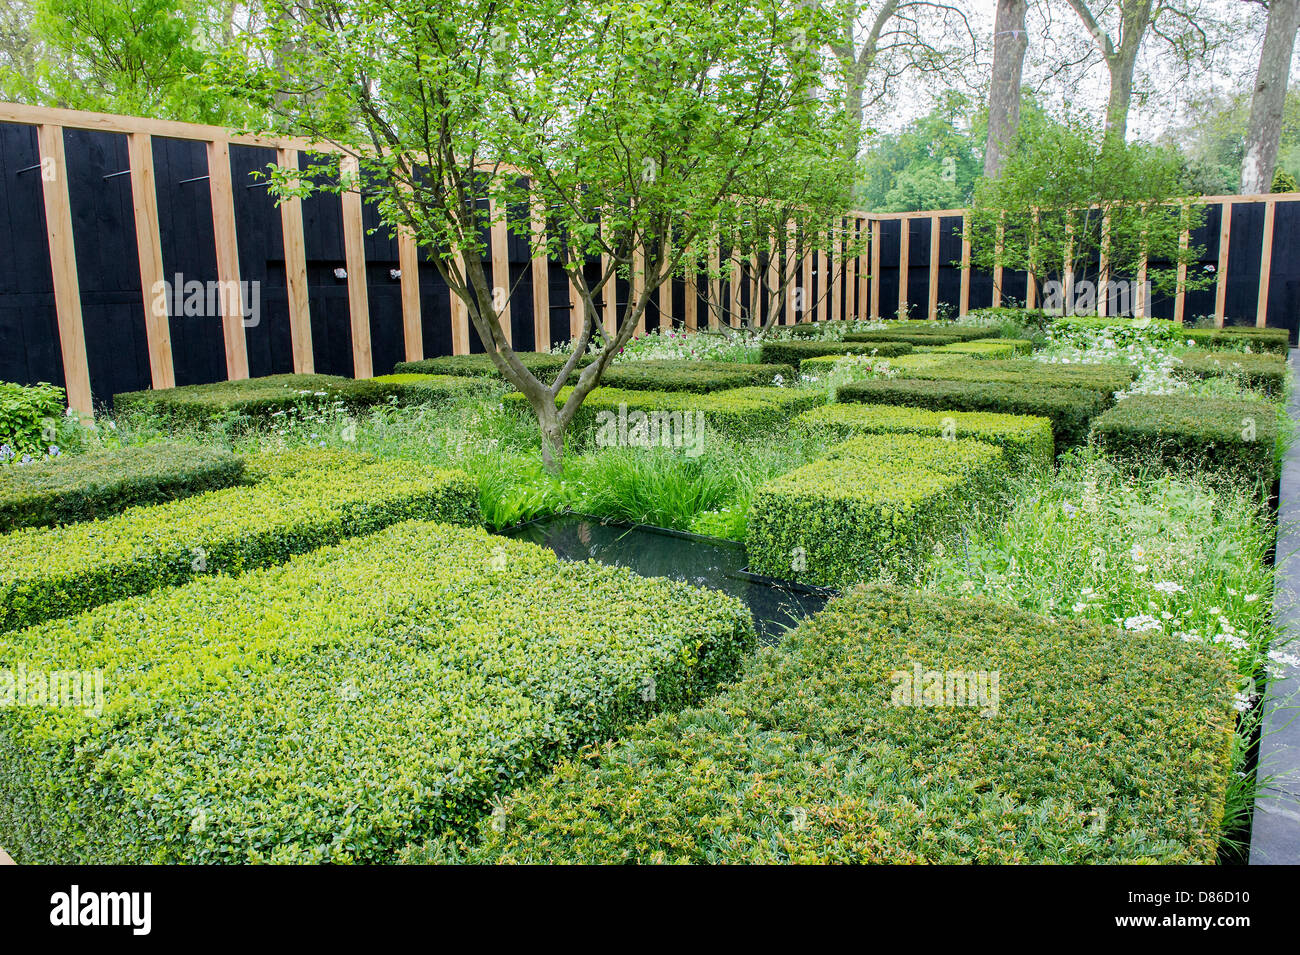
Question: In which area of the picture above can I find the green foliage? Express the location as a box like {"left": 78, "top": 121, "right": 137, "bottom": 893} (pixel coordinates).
{"left": 114, "top": 374, "right": 403, "bottom": 423}
{"left": 461, "top": 585, "right": 1236, "bottom": 864}
{"left": 600, "top": 361, "right": 797, "bottom": 393}
{"left": 893, "top": 358, "right": 1135, "bottom": 401}
{"left": 758, "top": 339, "right": 913, "bottom": 369}
{"left": 855, "top": 96, "right": 983, "bottom": 212}
{"left": 0, "top": 450, "right": 479, "bottom": 631}
{"left": 1272, "top": 168, "right": 1299, "bottom": 193}
{"left": 929, "top": 339, "right": 1034, "bottom": 359}
{"left": 836, "top": 378, "right": 1108, "bottom": 453}
{"left": 746, "top": 433, "right": 1006, "bottom": 588}
{"left": 1181, "top": 326, "right": 1290, "bottom": 354}
{"left": 367, "top": 373, "right": 496, "bottom": 402}
{"left": 0, "top": 520, "right": 755, "bottom": 862}
{"left": 1090, "top": 395, "right": 1278, "bottom": 487}
{"left": 844, "top": 325, "right": 995, "bottom": 345}
{"left": 393, "top": 353, "right": 588, "bottom": 383}
{"left": 967, "top": 118, "right": 1206, "bottom": 307}
{"left": 0, "top": 382, "right": 65, "bottom": 458}
{"left": 1173, "top": 352, "right": 1287, "bottom": 396}
{"left": 0, "top": 442, "right": 243, "bottom": 532}
{"left": 509, "top": 385, "right": 824, "bottom": 441}
{"left": 793, "top": 403, "right": 1053, "bottom": 474}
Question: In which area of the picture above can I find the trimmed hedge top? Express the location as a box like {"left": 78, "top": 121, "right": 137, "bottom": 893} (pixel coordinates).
{"left": 0, "top": 449, "right": 479, "bottom": 631}
{"left": 758, "top": 339, "right": 913, "bottom": 369}
{"left": 462, "top": 586, "right": 1236, "bottom": 864}
{"left": 508, "top": 385, "right": 824, "bottom": 439}
{"left": 1090, "top": 393, "right": 1278, "bottom": 486}
{"left": 114, "top": 373, "right": 393, "bottom": 421}
{"left": 746, "top": 433, "right": 1007, "bottom": 587}
{"left": 894, "top": 358, "right": 1135, "bottom": 398}
{"left": 1182, "top": 325, "right": 1289, "bottom": 354}
{"left": 927, "top": 339, "right": 1035, "bottom": 358}
{"left": 845, "top": 324, "right": 995, "bottom": 345}
{"left": 393, "top": 351, "right": 590, "bottom": 380}
{"left": 600, "top": 360, "right": 798, "bottom": 392}
{"left": 793, "top": 402, "right": 1053, "bottom": 473}
{"left": 0, "top": 442, "right": 244, "bottom": 533}
{"left": 837, "top": 377, "right": 1108, "bottom": 453}
{"left": 1173, "top": 351, "right": 1287, "bottom": 396}
{"left": 0, "top": 520, "right": 755, "bottom": 863}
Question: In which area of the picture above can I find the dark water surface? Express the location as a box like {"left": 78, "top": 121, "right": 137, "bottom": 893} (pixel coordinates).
{"left": 503, "top": 514, "right": 832, "bottom": 645}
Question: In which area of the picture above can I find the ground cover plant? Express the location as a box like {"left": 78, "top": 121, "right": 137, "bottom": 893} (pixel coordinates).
{"left": 0, "top": 382, "right": 66, "bottom": 460}
{"left": 0, "top": 521, "right": 755, "bottom": 863}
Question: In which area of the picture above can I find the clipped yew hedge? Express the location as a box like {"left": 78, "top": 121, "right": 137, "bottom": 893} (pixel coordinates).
{"left": 0, "top": 521, "right": 755, "bottom": 863}
{"left": 461, "top": 586, "right": 1236, "bottom": 864}
{"left": 114, "top": 373, "right": 397, "bottom": 422}
{"left": 1090, "top": 394, "right": 1278, "bottom": 486}
{"left": 0, "top": 443, "right": 244, "bottom": 532}
{"left": 793, "top": 403, "right": 1053, "bottom": 473}
{"left": 367, "top": 372, "right": 496, "bottom": 403}
{"left": 894, "top": 358, "right": 1135, "bottom": 399}
{"left": 0, "top": 450, "right": 478, "bottom": 631}
{"left": 758, "top": 339, "right": 913, "bottom": 369}
{"left": 508, "top": 385, "right": 824, "bottom": 440}
{"left": 927, "top": 339, "right": 1034, "bottom": 359}
{"left": 747, "top": 433, "right": 1006, "bottom": 588}
{"left": 837, "top": 378, "right": 1108, "bottom": 453}
{"left": 600, "top": 360, "right": 798, "bottom": 393}
{"left": 844, "top": 325, "right": 995, "bottom": 346}
{"left": 393, "top": 351, "right": 590, "bottom": 381}
{"left": 1173, "top": 351, "right": 1287, "bottom": 396}
{"left": 1182, "top": 326, "right": 1289, "bottom": 354}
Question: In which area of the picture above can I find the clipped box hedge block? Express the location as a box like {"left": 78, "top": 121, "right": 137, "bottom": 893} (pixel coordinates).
{"left": 793, "top": 402, "right": 1053, "bottom": 473}
{"left": 758, "top": 339, "right": 913, "bottom": 369}
{"left": 895, "top": 357, "right": 1135, "bottom": 399}
{"left": 464, "top": 585, "right": 1236, "bottom": 864}
{"left": 600, "top": 360, "right": 798, "bottom": 393}
{"left": 746, "top": 433, "right": 1006, "bottom": 588}
{"left": 845, "top": 325, "right": 995, "bottom": 346}
{"left": 1172, "top": 351, "right": 1287, "bottom": 396}
{"left": 1090, "top": 394, "right": 1278, "bottom": 486}
{"left": 928, "top": 339, "right": 1034, "bottom": 359}
{"left": 367, "top": 373, "right": 495, "bottom": 403}
{"left": 1182, "top": 326, "right": 1289, "bottom": 354}
{"left": 0, "top": 520, "right": 754, "bottom": 863}
{"left": 0, "top": 450, "right": 478, "bottom": 631}
{"left": 508, "top": 385, "right": 824, "bottom": 440}
{"left": 799, "top": 353, "right": 959, "bottom": 378}
{"left": 114, "top": 374, "right": 395, "bottom": 422}
{"left": 0, "top": 443, "right": 244, "bottom": 533}
{"left": 837, "top": 378, "right": 1108, "bottom": 453}
{"left": 393, "top": 351, "right": 590, "bottom": 381}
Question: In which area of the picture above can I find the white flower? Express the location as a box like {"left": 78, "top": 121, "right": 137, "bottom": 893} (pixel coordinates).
{"left": 1073, "top": 602, "right": 1088, "bottom": 613}
{"left": 1124, "top": 614, "right": 1161, "bottom": 632}
{"left": 1152, "top": 581, "right": 1184, "bottom": 594}
{"left": 1245, "top": 594, "right": 1260, "bottom": 603}
{"left": 1129, "top": 544, "right": 1146, "bottom": 562}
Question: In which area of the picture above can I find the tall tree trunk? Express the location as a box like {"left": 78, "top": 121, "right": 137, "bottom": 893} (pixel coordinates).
{"left": 984, "top": 0, "right": 1028, "bottom": 179}
{"left": 1242, "top": 0, "right": 1300, "bottom": 195}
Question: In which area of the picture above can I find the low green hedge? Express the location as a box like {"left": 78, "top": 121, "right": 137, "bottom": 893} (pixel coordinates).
{"left": 114, "top": 374, "right": 395, "bottom": 422}
{"left": 1172, "top": 352, "right": 1287, "bottom": 396}
{"left": 507, "top": 385, "right": 824, "bottom": 441}
{"left": 600, "top": 360, "right": 798, "bottom": 393}
{"left": 758, "top": 339, "right": 913, "bottom": 369}
{"left": 458, "top": 586, "right": 1235, "bottom": 864}
{"left": 0, "top": 520, "right": 755, "bottom": 863}
{"left": 895, "top": 358, "right": 1135, "bottom": 399}
{"left": 837, "top": 378, "right": 1108, "bottom": 453}
{"left": 746, "top": 433, "right": 1006, "bottom": 588}
{"left": 928, "top": 339, "right": 1034, "bottom": 359}
{"left": 1182, "top": 326, "right": 1289, "bottom": 354}
{"left": 1090, "top": 394, "right": 1278, "bottom": 486}
{"left": 393, "top": 351, "right": 590, "bottom": 381}
{"left": 793, "top": 403, "right": 1053, "bottom": 473}
{"left": 0, "top": 382, "right": 65, "bottom": 458}
{"left": 845, "top": 325, "right": 995, "bottom": 346}
{"left": 368, "top": 373, "right": 495, "bottom": 403}
{"left": 0, "top": 443, "right": 244, "bottom": 532}
{"left": 799, "top": 353, "right": 959, "bottom": 378}
{"left": 0, "top": 450, "right": 478, "bottom": 631}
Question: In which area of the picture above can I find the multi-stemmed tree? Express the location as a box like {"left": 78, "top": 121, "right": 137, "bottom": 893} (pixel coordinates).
{"left": 229, "top": 0, "right": 835, "bottom": 469}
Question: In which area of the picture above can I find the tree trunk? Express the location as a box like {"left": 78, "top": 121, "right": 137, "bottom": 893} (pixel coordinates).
{"left": 1104, "top": 50, "right": 1137, "bottom": 144}
{"left": 984, "top": 0, "right": 1028, "bottom": 179}
{"left": 1242, "top": 0, "right": 1300, "bottom": 195}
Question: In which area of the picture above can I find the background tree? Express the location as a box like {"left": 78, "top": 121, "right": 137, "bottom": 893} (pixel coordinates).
{"left": 855, "top": 95, "right": 983, "bottom": 210}
{"left": 966, "top": 117, "right": 1208, "bottom": 312}
{"left": 984, "top": 0, "right": 1028, "bottom": 178}
{"left": 233, "top": 0, "right": 831, "bottom": 470}
{"left": 1241, "top": 0, "right": 1300, "bottom": 194}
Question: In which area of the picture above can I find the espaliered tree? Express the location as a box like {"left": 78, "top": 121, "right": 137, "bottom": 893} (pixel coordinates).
{"left": 228, "top": 0, "right": 831, "bottom": 470}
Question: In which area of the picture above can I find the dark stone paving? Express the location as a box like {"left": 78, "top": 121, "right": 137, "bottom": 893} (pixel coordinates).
{"left": 1251, "top": 352, "right": 1300, "bottom": 864}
